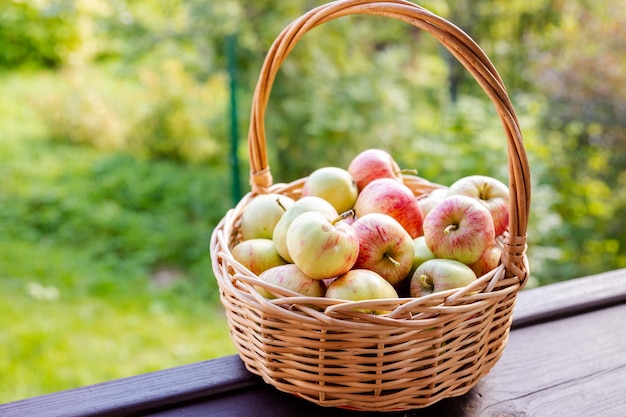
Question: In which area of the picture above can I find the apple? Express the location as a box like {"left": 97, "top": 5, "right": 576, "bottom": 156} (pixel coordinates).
{"left": 240, "top": 193, "right": 295, "bottom": 240}
{"left": 256, "top": 264, "right": 326, "bottom": 299}
{"left": 272, "top": 196, "right": 338, "bottom": 263}
{"left": 325, "top": 269, "right": 399, "bottom": 314}
{"left": 446, "top": 175, "right": 509, "bottom": 237}
{"left": 347, "top": 148, "right": 409, "bottom": 192}
{"left": 302, "top": 166, "right": 358, "bottom": 214}
{"left": 417, "top": 188, "right": 448, "bottom": 217}
{"left": 351, "top": 213, "right": 414, "bottom": 286}
{"left": 467, "top": 244, "right": 502, "bottom": 277}
{"left": 423, "top": 195, "right": 495, "bottom": 265}
{"left": 409, "top": 259, "right": 477, "bottom": 298}
{"left": 409, "top": 235, "right": 436, "bottom": 278}
{"left": 286, "top": 210, "right": 359, "bottom": 279}
{"left": 354, "top": 178, "right": 424, "bottom": 238}
{"left": 231, "top": 238, "right": 288, "bottom": 275}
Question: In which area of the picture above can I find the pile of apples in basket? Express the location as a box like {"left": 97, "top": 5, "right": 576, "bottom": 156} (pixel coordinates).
{"left": 232, "top": 148, "right": 508, "bottom": 312}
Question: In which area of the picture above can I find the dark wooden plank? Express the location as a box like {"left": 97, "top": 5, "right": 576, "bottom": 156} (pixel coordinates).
{"left": 143, "top": 385, "right": 481, "bottom": 417}
{"left": 0, "top": 354, "right": 257, "bottom": 417}
{"left": 512, "top": 267, "right": 626, "bottom": 329}
{"left": 145, "top": 303, "right": 626, "bottom": 417}
{"left": 2, "top": 269, "right": 624, "bottom": 416}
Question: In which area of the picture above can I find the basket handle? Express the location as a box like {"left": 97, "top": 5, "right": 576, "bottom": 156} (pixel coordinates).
{"left": 247, "top": 0, "right": 531, "bottom": 282}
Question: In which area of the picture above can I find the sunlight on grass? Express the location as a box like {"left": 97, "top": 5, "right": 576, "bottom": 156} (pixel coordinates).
{"left": 0, "top": 241, "right": 237, "bottom": 403}
{"left": 0, "top": 72, "right": 239, "bottom": 404}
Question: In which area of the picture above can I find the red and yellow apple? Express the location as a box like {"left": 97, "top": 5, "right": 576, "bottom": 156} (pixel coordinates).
{"left": 423, "top": 195, "right": 495, "bottom": 265}
{"left": 467, "top": 244, "right": 502, "bottom": 277}
{"left": 351, "top": 213, "right": 414, "bottom": 286}
{"left": 354, "top": 178, "right": 424, "bottom": 238}
{"left": 347, "top": 148, "right": 405, "bottom": 192}
{"left": 325, "top": 269, "right": 399, "bottom": 313}
{"left": 446, "top": 175, "right": 509, "bottom": 237}
{"left": 410, "top": 258, "right": 477, "bottom": 298}
{"left": 231, "top": 238, "right": 287, "bottom": 275}
{"left": 286, "top": 211, "right": 359, "bottom": 279}
{"left": 256, "top": 264, "right": 326, "bottom": 299}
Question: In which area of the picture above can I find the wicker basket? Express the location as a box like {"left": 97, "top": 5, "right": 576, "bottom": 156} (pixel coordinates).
{"left": 210, "top": 0, "right": 531, "bottom": 411}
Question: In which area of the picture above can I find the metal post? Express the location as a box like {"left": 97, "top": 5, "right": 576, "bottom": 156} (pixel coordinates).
{"left": 226, "top": 33, "right": 242, "bottom": 204}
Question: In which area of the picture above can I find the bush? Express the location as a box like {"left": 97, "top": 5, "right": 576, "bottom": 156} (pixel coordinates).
{"left": 129, "top": 60, "right": 229, "bottom": 163}
{"left": 0, "top": 147, "right": 233, "bottom": 292}
{"left": 29, "top": 64, "right": 229, "bottom": 163}
{"left": 0, "top": 2, "right": 74, "bottom": 69}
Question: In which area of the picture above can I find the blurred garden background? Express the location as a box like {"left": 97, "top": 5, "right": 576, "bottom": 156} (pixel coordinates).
{"left": 1, "top": 0, "right": 625, "bottom": 404}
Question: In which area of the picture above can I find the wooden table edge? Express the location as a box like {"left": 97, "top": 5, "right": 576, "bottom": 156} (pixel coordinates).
{"left": 2, "top": 268, "right": 625, "bottom": 416}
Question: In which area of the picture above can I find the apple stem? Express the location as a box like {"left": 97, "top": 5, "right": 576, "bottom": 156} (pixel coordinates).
{"left": 385, "top": 253, "right": 401, "bottom": 267}
{"left": 332, "top": 209, "right": 355, "bottom": 225}
{"left": 420, "top": 274, "right": 433, "bottom": 289}
{"left": 399, "top": 168, "right": 418, "bottom": 175}
{"left": 444, "top": 224, "right": 458, "bottom": 234}
{"left": 479, "top": 183, "right": 489, "bottom": 200}
{"left": 276, "top": 198, "right": 287, "bottom": 212}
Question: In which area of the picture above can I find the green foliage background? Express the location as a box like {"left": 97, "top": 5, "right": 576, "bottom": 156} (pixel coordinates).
{"left": 1, "top": 0, "right": 625, "bottom": 403}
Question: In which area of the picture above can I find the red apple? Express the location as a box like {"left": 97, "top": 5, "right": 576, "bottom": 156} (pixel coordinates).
{"left": 446, "top": 175, "right": 510, "bottom": 237}
{"left": 302, "top": 166, "right": 358, "bottom": 214}
{"left": 325, "top": 269, "right": 399, "bottom": 314}
{"left": 256, "top": 264, "right": 326, "bottom": 299}
{"left": 351, "top": 213, "right": 414, "bottom": 286}
{"left": 423, "top": 195, "right": 495, "bottom": 265}
{"left": 231, "top": 238, "right": 287, "bottom": 275}
{"left": 347, "top": 148, "right": 404, "bottom": 192}
{"left": 467, "top": 244, "right": 502, "bottom": 277}
{"left": 286, "top": 211, "right": 359, "bottom": 279}
{"left": 354, "top": 178, "right": 424, "bottom": 238}
{"left": 410, "top": 259, "right": 477, "bottom": 297}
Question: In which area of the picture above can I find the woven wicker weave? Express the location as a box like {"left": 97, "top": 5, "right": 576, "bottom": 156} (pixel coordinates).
{"left": 211, "top": 0, "right": 531, "bottom": 411}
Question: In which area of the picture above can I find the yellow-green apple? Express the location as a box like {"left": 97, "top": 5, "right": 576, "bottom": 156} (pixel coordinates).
{"left": 410, "top": 259, "right": 477, "bottom": 297}
{"left": 423, "top": 195, "right": 495, "bottom": 264}
{"left": 446, "top": 175, "right": 509, "bottom": 237}
{"left": 286, "top": 211, "right": 359, "bottom": 279}
{"left": 467, "top": 244, "right": 502, "bottom": 277}
{"left": 347, "top": 148, "right": 408, "bottom": 192}
{"left": 272, "top": 196, "right": 338, "bottom": 263}
{"left": 325, "top": 269, "right": 399, "bottom": 314}
{"left": 408, "top": 236, "right": 436, "bottom": 277}
{"left": 240, "top": 193, "right": 294, "bottom": 240}
{"left": 351, "top": 213, "right": 414, "bottom": 286}
{"left": 231, "top": 238, "right": 287, "bottom": 275}
{"left": 417, "top": 188, "right": 448, "bottom": 217}
{"left": 354, "top": 178, "right": 424, "bottom": 238}
{"left": 302, "top": 166, "right": 358, "bottom": 214}
{"left": 255, "top": 264, "right": 326, "bottom": 299}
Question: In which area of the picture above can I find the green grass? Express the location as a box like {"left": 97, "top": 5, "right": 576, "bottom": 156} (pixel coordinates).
{"left": 0, "top": 240, "right": 237, "bottom": 404}
{"left": 0, "top": 70, "right": 238, "bottom": 404}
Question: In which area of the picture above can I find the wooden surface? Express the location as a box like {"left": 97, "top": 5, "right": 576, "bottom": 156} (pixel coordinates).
{"left": 2, "top": 268, "right": 625, "bottom": 417}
